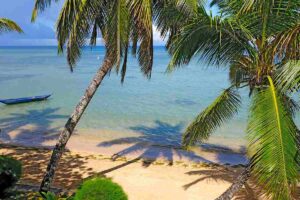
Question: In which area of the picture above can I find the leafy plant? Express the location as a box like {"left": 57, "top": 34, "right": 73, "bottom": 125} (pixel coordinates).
{"left": 0, "top": 156, "right": 22, "bottom": 196}
{"left": 41, "top": 192, "right": 70, "bottom": 200}
{"left": 73, "top": 178, "right": 127, "bottom": 200}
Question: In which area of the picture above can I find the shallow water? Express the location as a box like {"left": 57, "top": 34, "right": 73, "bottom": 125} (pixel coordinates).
{"left": 0, "top": 46, "right": 249, "bottom": 150}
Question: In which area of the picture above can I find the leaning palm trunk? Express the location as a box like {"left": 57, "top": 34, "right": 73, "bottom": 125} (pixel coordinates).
{"left": 40, "top": 57, "right": 112, "bottom": 193}
{"left": 215, "top": 165, "right": 251, "bottom": 200}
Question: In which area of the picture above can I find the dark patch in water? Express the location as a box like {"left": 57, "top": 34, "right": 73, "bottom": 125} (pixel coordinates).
{"left": 0, "top": 74, "right": 36, "bottom": 83}
{"left": 172, "top": 99, "right": 197, "bottom": 106}
{"left": 126, "top": 76, "right": 137, "bottom": 79}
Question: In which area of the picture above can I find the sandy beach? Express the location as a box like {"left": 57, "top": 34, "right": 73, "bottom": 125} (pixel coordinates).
{"left": 0, "top": 124, "right": 255, "bottom": 200}
{"left": 0, "top": 144, "right": 260, "bottom": 200}
{"left": 0, "top": 124, "right": 247, "bottom": 166}
{"left": 0, "top": 124, "right": 259, "bottom": 199}
{"left": 0, "top": 124, "right": 256, "bottom": 200}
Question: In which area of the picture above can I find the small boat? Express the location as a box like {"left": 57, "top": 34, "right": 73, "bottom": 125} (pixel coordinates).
{"left": 0, "top": 94, "right": 52, "bottom": 105}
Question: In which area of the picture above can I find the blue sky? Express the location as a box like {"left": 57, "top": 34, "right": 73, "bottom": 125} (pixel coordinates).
{"left": 0, "top": 0, "right": 64, "bottom": 46}
{"left": 0, "top": 1, "right": 216, "bottom": 46}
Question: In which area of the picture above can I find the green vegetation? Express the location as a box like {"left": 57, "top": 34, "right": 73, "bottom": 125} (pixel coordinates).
{"left": 0, "top": 156, "right": 22, "bottom": 196}
{"left": 74, "top": 178, "right": 127, "bottom": 200}
{"left": 168, "top": 0, "right": 300, "bottom": 199}
{"left": 41, "top": 192, "right": 70, "bottom": 200}
{"left": 0, "top": 18, "right": 22, "bottom": 34}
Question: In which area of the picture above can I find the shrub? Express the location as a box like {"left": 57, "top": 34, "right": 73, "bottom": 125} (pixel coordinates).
{"left": 74, "top": 178, "right": 128, "bottom": 200}
{"left": 41, "top": 192, "right": 71, "bottom": 200}
{"left": 0, "top": 156, "right": 22, "bottom": 195}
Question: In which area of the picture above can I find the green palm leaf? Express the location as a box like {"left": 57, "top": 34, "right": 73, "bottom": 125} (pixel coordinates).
{"left": 32, "top": 0, "right": 60, "bottom": 22}
{"left": 129, "top": 0, "right": 154, "bottom": 78}
{"left": 167, "top": 6, "right": 254, "bottom": 72}
{"left": 153, "top": 0, "right": 197, "bottom": 48}
{"left": 106, "top": 0, "right": 130, "bottom": 72}
{"left": 56, "top": 0, "right": 105, "bottom": 70}
{"left": 0, "top": 18, "right": 23, "bottom": 34}
{"left": 183, "top": 87, "right": 241, "bottom": 147}
{"left": 276, "top": 61, "right": 300, "bottom": 93}
{"left": 271, "top": 23, "right": 300, "bottom": 60}
{"left": 228, "top": 55, "right": 255, "bottom": 87}
{"left": 247, "top": 76, "right": 299, "bottom": 200}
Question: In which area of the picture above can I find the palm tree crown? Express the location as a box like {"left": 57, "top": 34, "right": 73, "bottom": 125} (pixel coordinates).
{"left": 32, "top": 0, "right": 196, "bottom": 76}
{"left": 168, "top": 0, "right": 300, "bottom": 199}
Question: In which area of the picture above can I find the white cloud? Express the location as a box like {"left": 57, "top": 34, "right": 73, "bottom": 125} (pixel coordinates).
{"left": 153, "top": 25, "right": 165, "bottom": 45}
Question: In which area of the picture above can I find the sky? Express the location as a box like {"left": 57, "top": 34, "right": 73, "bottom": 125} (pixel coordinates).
{"left": 0, "top": 0, "right": 63, "bottom": 46}
{"left": 0, "top": 1, "right": 216, "bottom": 46}
{"left": 0, "top": 0, "right": 167, "bottom": 46}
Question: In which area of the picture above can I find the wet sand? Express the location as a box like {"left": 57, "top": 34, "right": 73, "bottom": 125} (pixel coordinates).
{"left": 0, "top": 124, "right": 247, "bottom": 166}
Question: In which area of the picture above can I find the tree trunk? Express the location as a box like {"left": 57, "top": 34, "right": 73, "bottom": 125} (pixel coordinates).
{"left": 215, "top": 165, "right": 251, "bottom": 200}
{"left": 39, "top": 58, "right": 112, "bottom": 193}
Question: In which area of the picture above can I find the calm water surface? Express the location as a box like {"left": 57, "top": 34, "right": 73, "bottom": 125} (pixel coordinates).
{"left": 0, "top": 46, "right": 249, "bottom": 149}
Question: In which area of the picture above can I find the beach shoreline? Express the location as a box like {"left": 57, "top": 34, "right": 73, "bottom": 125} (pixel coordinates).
{"left": 0, "top": 125, "right": 248, "bottom": 166}
{"left": 0, "top": 143, "right": 258, "bottom": 200}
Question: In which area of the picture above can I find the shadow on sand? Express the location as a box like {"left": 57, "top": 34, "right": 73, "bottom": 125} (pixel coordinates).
{"left": 98, "top": 120, "right": 247, "bottom": 167}
{"left": 184, "top": 167, "right": 260, "bottom": 199}
{"left": 0, "top": 107, "right": 67, "bottom": 147}
{"left": 98, "top": 120, "right": 212, "bottom": 167}
{"left": 1, "top": 146, "right": 97, "bottom": 190}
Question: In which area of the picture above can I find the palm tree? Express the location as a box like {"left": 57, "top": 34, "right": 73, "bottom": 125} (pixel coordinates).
{"left": 0, "top": 18, "right": 22, "bottom": 34}
{"left": 168, "top": 0, "right": 300, "bottom": 199}
{"left": 31, "top": 0, "right": 197, "bottom": 193}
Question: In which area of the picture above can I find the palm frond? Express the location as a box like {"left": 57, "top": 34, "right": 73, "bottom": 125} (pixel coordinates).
{"left": 56, "top": 0, "right": 105, "bottom": 70}
{"left": 271, "top": 23, "right": 300, "bottom": 61}
{"left": 0, "top": 18, "right": 23, "bottom": 34}
{"left": 239, "top": 0, "right": 300, "bottom": 14}
{"left": 275, "top": 60, "right": 300, "bottom": 93}
{"left": 89, "top": 20, "right": 98, "bottom": 47}
{"left": 106, "top": 0, "right": 130, "bottom": 72}
{"left": 282, "top": 94, "right": 300, "bottom": 118}
{"left": 229, "top": 56, "right": 254, "bottom": 87}
{"left": 32, "top": 0, "right": 60, "bottom": 22}
{"left": 183, "top": 87, "right": 241, "bottom": 147}
{"left": 121, "top": 41, "right": 129, "bottom": 83}
{"left": 129, "top": 0, "right": 153, "bottom": 78}
{"left": 210, "top": 0, "right": 222, "bottom": 7}
{"left": 215, "top": 0, "right": 300, "bottom": 44}
{"left": 167, "top": 6, "right": 254, "bottom": 72}
{"left": 247, "top": 76, "right": 299, "bottom": 199}
{"left": 153, "top": 0, "right": 197, "bottom": 49}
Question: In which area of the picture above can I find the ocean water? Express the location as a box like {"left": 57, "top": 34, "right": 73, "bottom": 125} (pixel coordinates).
{"left": 0, "top": 46, "right": 249, "bottom": 149}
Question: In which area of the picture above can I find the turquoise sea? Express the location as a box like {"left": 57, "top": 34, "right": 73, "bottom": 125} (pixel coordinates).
{"left": 0, "top": 46, "right": 249, "bottom": 150}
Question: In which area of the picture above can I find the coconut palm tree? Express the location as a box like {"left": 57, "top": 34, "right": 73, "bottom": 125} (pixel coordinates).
{"left": 168, "top": 0, "right": 300, "bottom": 199}
{"left": 31, "top": 0, "right": 197, "bottom": 193}
{"left": 0, "top": 18, "right": 22, "bottom": 34}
